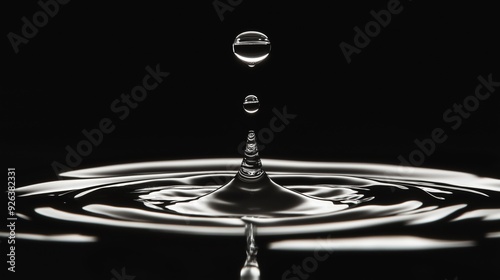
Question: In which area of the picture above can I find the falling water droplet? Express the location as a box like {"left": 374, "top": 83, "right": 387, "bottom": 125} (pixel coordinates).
{"left": 243, "top": 95, "right": 260, "bottom": 114}
{"left": 233, "top": 31, "right": 271, "bottom": 67}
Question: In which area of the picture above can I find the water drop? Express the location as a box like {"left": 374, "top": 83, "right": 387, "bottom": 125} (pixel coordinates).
{"left": 240, "top": 266, "right": 260, "bottom": 280}
{"left": 243, "top": 95, "right": 260, "bottom": 114}
{"left": 233, "top": 31, "right": 271, "bottom": 67}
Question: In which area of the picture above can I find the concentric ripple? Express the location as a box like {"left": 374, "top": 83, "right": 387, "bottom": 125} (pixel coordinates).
{"left": 14, "top": 159, "right": 500, "bottom": 248}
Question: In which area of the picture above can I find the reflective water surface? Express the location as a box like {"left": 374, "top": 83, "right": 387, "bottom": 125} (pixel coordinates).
{"left": 13, "top": 158, "right": 500, "bottom": 251}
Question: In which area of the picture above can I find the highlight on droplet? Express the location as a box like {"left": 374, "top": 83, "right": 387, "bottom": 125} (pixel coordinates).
{"left": 233, "top": 31, "right": 271, "bottom": 67}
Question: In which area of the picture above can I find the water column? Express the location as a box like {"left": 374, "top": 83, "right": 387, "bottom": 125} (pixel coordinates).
{"left": 240, "top": 221, "right": 259, "bottom": 280}
{"left": 233, "top": 30, "right": 270, "bottom": 280}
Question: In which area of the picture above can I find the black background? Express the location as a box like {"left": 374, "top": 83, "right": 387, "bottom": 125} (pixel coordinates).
{"left": 3, "top": 1, "right": 500, "bottom": 186}
{"left": 2, "top": 1, "right": 500, "bottom": 279}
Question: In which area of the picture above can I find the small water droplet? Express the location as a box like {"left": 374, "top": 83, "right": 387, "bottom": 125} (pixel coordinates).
{"left": 243, "top": 95, "right": 260, "bottom": 114}
{"left": 233, "top": 31, "right": 271, "bottom": 67}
